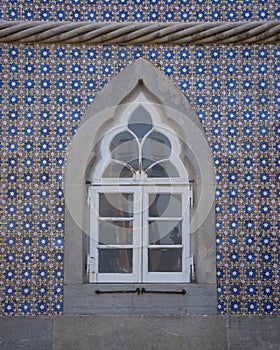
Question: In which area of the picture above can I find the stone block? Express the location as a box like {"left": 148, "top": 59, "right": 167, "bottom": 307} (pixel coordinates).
{"left": 0, "top": 317, "right": 52, "bottom": 350}
{"left": 229, "top": 316, "right": 280, "bottom": 350}
{"left": 53, "top": 315, "right": 228, "bottom": 350}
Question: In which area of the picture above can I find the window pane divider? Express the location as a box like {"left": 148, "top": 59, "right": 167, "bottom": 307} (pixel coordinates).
{"left": 98, "top": 245, "right": 133, "bottom": 249}
{"left": 98, "top": 217, "right": 133, "bottom": 221}
{"left": 148, "top": 245, "right": 183, "bottom": 249}
{"left": 91, "top": 181, "right": 190, "bottom": 186}
{"left": 148, "top": 217, "right": 182, "bottom": 221}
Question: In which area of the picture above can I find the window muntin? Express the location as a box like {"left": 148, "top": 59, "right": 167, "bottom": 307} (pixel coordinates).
{"left": 105, "top": 125, "right": 177, "bottom": 178}
{"left": 91, "top": 106, "right": 187, "bottom": 184}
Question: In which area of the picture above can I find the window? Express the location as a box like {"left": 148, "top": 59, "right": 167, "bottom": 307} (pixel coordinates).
{"left": 88, "top": 105, "right": 192, "bottom": 283}
{"left": 64, "top": 59, "right": 216, "bottom": 314}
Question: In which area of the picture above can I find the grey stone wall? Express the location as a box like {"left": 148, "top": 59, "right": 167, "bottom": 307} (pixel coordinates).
{"left": 63, "top": 284, "right": 217, "bottom": 315}
{"left": 0, "top": 315, "right": 279, "bottom": 350}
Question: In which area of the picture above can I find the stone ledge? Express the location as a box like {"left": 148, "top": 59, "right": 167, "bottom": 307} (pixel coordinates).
{"left": 63, "top": 283, "right": 217, "bottom": 315}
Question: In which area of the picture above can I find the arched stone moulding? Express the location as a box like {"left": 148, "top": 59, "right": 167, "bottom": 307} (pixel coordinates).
{"left": 64, "top": 58, "right": 216, "bottom": 313}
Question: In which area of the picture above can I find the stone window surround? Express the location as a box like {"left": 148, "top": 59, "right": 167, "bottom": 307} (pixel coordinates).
{"left": 64, "top": 58, "right": 217, "bottom": 314}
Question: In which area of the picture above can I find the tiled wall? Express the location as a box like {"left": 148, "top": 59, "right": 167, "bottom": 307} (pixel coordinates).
{"left": 1, "top": 43, "right": 279, "bottom": 315}
{"left": 0, "top": 0, "right": 279, "bottom": 22}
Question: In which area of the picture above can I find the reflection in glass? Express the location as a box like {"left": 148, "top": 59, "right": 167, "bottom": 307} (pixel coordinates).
{"left": 110, "top": 131, "right": 138, "bottom": 170}
{"left": 141, "top": 158, "right": 154, "bottom": 171}
{"left": 149, "top": 194, "right": 182, "bottom": 217}
{"left": 148, "top": 248, "right": 182, "bottom": 272}
{"left": 149, "top": 221, "right": 182, "bottom": 245}
{"left": 103, "top": 161, "right": 133, "bottom": 178}
{"left": 146, "top": 161, "right": 179, "bottom": 178}
{"left": 127, "top": 158, "right": 140, "bottom": 172}
{"left": 99, "top": 249, "right": 132, "bottom": 273}
{"left": 144, "top": 161, "right": 167, "bottom": 177}
{"left": 142, "top": 131, "right": 171, "bottom": 164}
{"left": 128, "top": 107, "right": 153, "bottom": 138}
{"left": 99, "top": 220, "right": 133, "bottom": 245}
{"left": 99, "top": 193, "right": 133, "bottom": 217}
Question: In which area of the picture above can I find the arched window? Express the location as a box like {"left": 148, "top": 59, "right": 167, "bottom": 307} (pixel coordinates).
{"left": 87, "top": 103, "right": 193, "bottom": 283}
{"left": 64, "top": 59, "right": 216, "bottom": 314}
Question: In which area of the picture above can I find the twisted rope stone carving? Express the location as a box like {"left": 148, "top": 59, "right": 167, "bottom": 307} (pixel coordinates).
{"left": 0, "top": 20, "right": 279, "bottom": 44}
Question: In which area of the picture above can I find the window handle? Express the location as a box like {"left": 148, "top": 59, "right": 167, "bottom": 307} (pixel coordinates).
{"left": 140, "top": 288, "right": 186, "bottom": 295}
{"left": 95, "top": 288, "right": 186, "bottom": 295}
{"left": 95, "top": 288, "right": 141, "bottom": 295}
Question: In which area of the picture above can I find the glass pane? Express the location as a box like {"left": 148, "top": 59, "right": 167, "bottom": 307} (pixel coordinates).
{"left": 128, "top": 158, "right": 140, "bottom": 172}
{"left": 110, "top": 131, "right": 138, "bottom": 169}
{"left": 146, "top": 161, "right": 179, "bottom": 178}
{"left": 142, "top": 131, "right": 171, "bottom": 164}
{"left": 99, "top": 193, "right": 133, "bottom": 217}
{"left": 99, "top": 249, "right": 132, "bottom": 273}
{"left": 149, "top": 194, "right": 182, "bottom": 217}
{"left": 142, "top": 158, "right": 153, "bottom": 170}
{"left": 148, "top": 248, "right": 182, "bottom": 272}
{"left": 149, "top": 221, "right": 182, "bottom": 245}
{"left": 99, "top": 220, "right": 133, "bottom": 245}
{"left": 103, "top": 162, "right": 133, "bottom": 178}
{"left": 128, "top": 106, "right": 153, "bottom": 138}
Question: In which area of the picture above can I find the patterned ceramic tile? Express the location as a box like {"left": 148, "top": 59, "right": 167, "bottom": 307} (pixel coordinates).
{"left": 0, "top": 0, "right": 279, "bottom": 22}
{"left": 0, "top": 43, "right": 279, "bottom": 315}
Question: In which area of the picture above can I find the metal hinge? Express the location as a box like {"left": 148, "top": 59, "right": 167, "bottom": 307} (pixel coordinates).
{"left": 87, "top": 255, "right": 95, "bottom": 274}
{"left": 87, "top": 187, "right": 92, "bottom": 207}
{"left": 186, "top": 254, "right": 195, "bottom": 282}
{"left": 189, "top": 186, "right": 194, "bottom": 209}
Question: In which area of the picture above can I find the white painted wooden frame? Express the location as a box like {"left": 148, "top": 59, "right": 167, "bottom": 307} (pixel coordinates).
{"left": 142, "top": 186, "right": 190, "bottom": 283}
{"left": 89, "top": 184, "right": 191, "bottom": 283}
{"left": 89, "top": 186, "right": 142, "bottom": 283}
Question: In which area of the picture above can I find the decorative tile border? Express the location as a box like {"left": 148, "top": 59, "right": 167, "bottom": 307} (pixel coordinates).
{"left": 0, "top": 0, "right": 279, "bottom": 23}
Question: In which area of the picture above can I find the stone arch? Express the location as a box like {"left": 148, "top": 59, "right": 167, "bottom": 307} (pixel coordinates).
{"left": 64, "top": 58, "right": 216, "bottom": 313}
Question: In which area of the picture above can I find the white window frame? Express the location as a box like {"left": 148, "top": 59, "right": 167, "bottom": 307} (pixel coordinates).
{"left": 89, "top": 184, "right": 191, "bottom": 283}
{"left": 142, "top": 186, "right": 190, "bottom": 283}
{"left": 89, "top": 186, "right": 142, "bottom": 283}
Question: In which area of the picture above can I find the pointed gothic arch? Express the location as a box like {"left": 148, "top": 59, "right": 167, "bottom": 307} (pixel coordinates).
{"left": 64, "top": 59, "right": 216, "bottom": 314}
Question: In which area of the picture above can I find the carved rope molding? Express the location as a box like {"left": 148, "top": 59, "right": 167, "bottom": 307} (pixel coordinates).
{"left": 0, "top": 20, "right": 280, "bottom": 45}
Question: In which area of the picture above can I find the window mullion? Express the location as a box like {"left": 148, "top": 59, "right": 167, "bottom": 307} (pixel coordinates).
{"left": 89, "top": 187, "right": 98, "bottom": 283}
{"left": 134, "top": 186, "right": 143, "bottom": 283}
{"left": 142, "top": 186, "right": 149, "bottom": 282}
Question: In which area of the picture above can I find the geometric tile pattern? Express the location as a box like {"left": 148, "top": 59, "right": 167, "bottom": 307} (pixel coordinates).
{"left": 0, "top": 43, "right": 279, "bottom": 315}
{"left": 0, "top": 0, "right": 280, "bottom": 22}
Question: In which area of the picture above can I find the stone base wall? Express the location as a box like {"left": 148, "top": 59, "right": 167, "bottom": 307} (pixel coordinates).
{"left": 0, "top": 315, "right": 279, "bottom": 350}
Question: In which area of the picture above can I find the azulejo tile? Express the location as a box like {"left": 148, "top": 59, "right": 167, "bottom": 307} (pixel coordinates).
{"left": 0, "top": 43, "right": 279, "bottom": 315}
{"left": 0, "top": 0, "right": 279, "bottom": 22}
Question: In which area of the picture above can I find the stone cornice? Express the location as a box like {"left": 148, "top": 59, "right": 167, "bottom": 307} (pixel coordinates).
{"left": 0, "top": 20, "right": 279, "bottom": 45}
